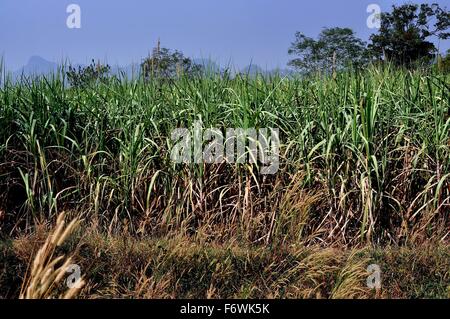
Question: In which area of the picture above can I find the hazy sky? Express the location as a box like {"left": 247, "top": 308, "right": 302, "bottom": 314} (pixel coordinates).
{"left": 1, "top": 0, "right": 449, "bottom": 70}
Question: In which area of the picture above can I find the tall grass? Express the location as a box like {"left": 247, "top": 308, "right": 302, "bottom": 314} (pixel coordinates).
{"left": 20, "top": 212, "right": 84, "bottom": 299}
{"left": 0, "top": 65, "right": 448, "bottom": 246}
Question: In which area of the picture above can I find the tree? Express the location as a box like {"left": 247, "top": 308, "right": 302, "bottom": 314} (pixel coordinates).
{"left": 438, "top": 49, "right": 450, "bottom": 73}
{"left": 66, "top": 60, "right": 111, "bottom": 88}
{"left": 288, "top": 27, "right": 368, "bottom": 74}
{"left": 368, "top": 3, "right": 450, "bottom": 67}
{"left": 141, "top": 41, "right": 202, "bottom": 80}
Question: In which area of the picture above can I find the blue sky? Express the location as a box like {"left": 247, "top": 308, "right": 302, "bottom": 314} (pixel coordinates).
{"left": 1, "top": 0, "right": 449, "bottom": 70}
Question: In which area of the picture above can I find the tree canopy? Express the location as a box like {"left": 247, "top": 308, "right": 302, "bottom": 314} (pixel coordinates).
{"left": 66, "top": 60, "right": 111, "bottom": 88}
{"left": 141, "top": 42, "right": 202, "bottom": 80}
{"left": 288, "top": 27, "right": 368, "bottom": 74}
{"left": 368, "top": 3, "right": 450, "bottom": 66}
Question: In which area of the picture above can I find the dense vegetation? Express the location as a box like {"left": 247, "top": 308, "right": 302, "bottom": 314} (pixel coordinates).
{"left": 289, "top": 3, "right": 450, "bottom": 73}
{"left": 1, "top": 65, "right": 449, "bottom": 243}
{"left": 0, "top": 62, "right": 449, "bottom": 298}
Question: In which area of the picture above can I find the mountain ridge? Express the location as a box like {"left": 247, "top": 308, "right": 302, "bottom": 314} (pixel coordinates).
{"left": 8, "top": 56, "right": 294, "bottom": 79}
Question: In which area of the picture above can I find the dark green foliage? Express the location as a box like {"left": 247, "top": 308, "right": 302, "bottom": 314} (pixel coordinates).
{"left": 439, "top": 49, "right": 450, "bottom": 73}
{"left": 288, "top": 27, "right": 368, "bottom": 73}
{"left": 141, "top": 45, "right": 203, "bottom": 80}
{"left": 369, "top": 3, "right": 450, "bottom": 67}
{"left": 66, "top": 59, "right": 111, "bottom": 88}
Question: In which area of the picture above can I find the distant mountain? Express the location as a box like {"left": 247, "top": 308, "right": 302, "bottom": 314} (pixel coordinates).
{"left": 240, "top": 64, "right": 265, "bottom": 76}
{"left": 8, "top": 56, "right": 296, "bottom": 81}
{"left": 15, "top": 56, "right": 58, "bottom": 77}
{"left": 10, "top": 56, "right": 141, "bottom": 80}
{"left": 268, "top": 68, "right": 296, "bottom": 77}
{"left": 193, "top": 58, "right": 222, "bottom": 74}
{"left": 239, "top": 64, "right": 296, "bottom": 78}
{"left": 111, "top": 63, "right": 141, "bottom": 79}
